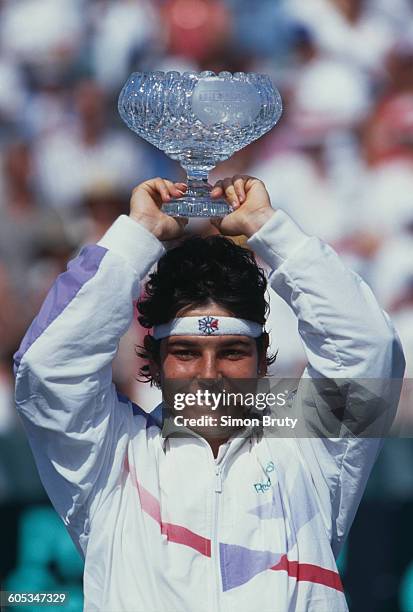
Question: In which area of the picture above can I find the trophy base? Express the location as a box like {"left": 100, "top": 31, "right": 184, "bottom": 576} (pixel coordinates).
{"left": 163, "top": 196, "right": 232, "bottom": 218}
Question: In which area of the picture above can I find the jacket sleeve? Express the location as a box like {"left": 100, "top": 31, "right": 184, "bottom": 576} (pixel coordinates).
{"left": 248, "top": 210, "right": 405, "bottom": 555}
{"left": 14, "top": 215, "right": 165, "bottom": 553}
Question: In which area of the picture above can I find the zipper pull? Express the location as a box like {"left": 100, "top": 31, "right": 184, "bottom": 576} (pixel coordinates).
{"left": 215, "top": 467, "right": 222, "bottom": 493}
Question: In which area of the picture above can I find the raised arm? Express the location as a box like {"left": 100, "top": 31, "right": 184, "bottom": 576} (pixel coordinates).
{"left": 247, "top": 209, "right": 404, "bottom": 381}
{"left": 212, "top": 175, "right": 405, "bottom": 554}
{"left": 14, "top": 179, "right": 187, "bottom": 552}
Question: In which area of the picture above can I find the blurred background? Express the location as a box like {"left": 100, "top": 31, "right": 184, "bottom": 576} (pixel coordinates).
{"left": 1, "top": 0, "right": 413, "bottom": 610}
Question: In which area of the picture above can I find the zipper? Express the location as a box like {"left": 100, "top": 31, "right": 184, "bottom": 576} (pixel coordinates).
{"left": 215, "top": 465, "right": 222, "bottom": 493}
{"left": 212, "top": 464, "right": 222, "bottom": 612}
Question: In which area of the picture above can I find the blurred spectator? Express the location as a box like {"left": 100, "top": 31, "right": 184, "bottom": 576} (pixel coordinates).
{"left": 363, "top": 93, "right": 413, "bottom": 164}
{"left": 0, "top": 58, "right": 26, "bottom": 125}
{"left": 247, "top": 121, "right": 362, "bottom": 245}
{"left": 22, "top": 81, "right": 70, "bottom": 140}
{"left": 285, "top": 0, "right": 399, "bottom": 75}
{"left": 224, "top": 0, "right": 290, "bottom": 59}
{"left": 384, "top": 38, "right": 413, "bottom": 97}
{"left": 0, "top": 0, "right": 85, "bottom": 83}
{"left": 161, "top": 0, "right": 231, "bottom": 68}
{"left": 91, "top": 0, "right": 158, "bottom": 90}
{"left": 245, "top": 26, "right": 369, "bottom": 243}
{"left": 82, "top": 188, "right": 130, "bottom": 243}
{"left": 357, "top": 148, "right": 413, "bottom": 240}
{"left": 35, "top": 80, "right": 151, "bottom": 221}
{"left": 353, "top": 94, "right": 413, "bottom": 255}
{"left": 290, "top": 54, "right": 370, "bottom": 134}
{"left": 0, "top": 140, "right": 70, "bottom": 304}
{"left": 369, "top": 0, "right": 413, "bottom": 31}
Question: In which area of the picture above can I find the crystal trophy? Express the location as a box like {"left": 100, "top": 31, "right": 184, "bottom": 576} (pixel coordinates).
{"left": 118, "top": 70, "right": 282, "bottom": 217}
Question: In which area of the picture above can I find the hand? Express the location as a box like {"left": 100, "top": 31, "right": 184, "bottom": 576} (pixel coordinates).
{"left": 210, "top": 175, "right": 276, "bottom": 238}
{"left": 129, "top": 178, "right": 188, "bottom": 241}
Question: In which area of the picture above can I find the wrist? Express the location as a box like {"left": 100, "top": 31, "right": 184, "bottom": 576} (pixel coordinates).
{"left": 242, "top": 207, "right": 276, "bottom": 238}
{"left": 129, "top": 212, "right": 164, "bottom": 241}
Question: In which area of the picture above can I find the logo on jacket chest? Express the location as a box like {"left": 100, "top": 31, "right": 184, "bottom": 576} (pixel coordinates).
{"left": 253, "top": 461, "right": 275, "bottom": 494}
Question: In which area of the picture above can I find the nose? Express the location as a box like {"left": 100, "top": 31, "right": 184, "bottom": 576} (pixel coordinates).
{"left": 197, "top": 353, "right": 220, "bottom": 382}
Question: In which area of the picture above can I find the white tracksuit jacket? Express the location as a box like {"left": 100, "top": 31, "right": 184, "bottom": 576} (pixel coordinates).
{"left": 14, "top": 210, "right": 405, "bottom": 612}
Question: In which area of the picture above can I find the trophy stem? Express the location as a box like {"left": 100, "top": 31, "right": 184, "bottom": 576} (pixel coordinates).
{"left": 162, "top": 165, "right": 231, "bottom": 217}
{"left": 185, "top": 175, "right": 211, "bottom": 200}
{"left": 183, "top": 163, "right": 216, "bottom": 199}
{"left": 185, "top": 167, "right": 210, "bottom": 182}
{"left": 162, "top": 159, "right": 231, "bottom": 217}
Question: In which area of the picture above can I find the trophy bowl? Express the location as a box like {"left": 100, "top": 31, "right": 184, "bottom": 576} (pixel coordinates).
{"left": 118, "top": 70, "right": 282, "bottom": 217}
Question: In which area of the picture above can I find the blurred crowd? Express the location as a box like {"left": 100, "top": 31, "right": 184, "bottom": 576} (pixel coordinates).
{"left": 2, "top": 0, "right": 412, "bottom": 419}
{"left": 0, "top": 0, "right": 413, "bottom": 608}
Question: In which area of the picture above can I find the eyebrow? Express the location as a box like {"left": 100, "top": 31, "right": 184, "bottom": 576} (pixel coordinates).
{"left": 218, "top": 339, "right": 254, "bottom": 347}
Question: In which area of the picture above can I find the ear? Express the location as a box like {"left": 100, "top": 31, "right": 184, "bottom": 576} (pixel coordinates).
{"left": 258, "top": 332, "right": 269, "bottom": 377}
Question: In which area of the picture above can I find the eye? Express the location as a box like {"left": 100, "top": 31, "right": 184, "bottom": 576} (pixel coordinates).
{"left": 220, "top": 349, "right": 249, "bottom": 359}
{"left": 172, "top": 350, "right": 198, "bottom": 359}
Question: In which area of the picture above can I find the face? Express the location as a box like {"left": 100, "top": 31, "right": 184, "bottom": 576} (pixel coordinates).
{"left": 150, "top": 304, "right": 268, "bottom": 443}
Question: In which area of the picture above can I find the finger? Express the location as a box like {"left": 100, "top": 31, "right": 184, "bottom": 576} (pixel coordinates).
{"left": 233, "top": 175, "right": 247, "bottom": 203}
{"left": 169, "top": 180, "right": 187, "bottom": 193}
{"left": 211, "top": 180, "right": 224, "bottom": 198}
{"left": 153, "top": 177, "right": 172, "bottom": 202}
{"left": 222, "top": 177, "right": 239, "bottom": 209}
{"left": 163, "top": 179, "right": 186, "bottom": 198}
{"left": 174, "top": 182, "right": 188, "bottom": 197}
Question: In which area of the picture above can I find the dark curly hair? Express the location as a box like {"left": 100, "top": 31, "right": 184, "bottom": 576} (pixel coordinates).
{"left": 136, "top": 235, "right": 276, "bottom": 385}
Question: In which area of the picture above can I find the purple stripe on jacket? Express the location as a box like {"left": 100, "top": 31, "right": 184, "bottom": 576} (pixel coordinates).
{"left": 14, "top": 245, "right": 107, "bottom": 374}
{"left": 220, "top": 543, "right": 282, "bottom": 591}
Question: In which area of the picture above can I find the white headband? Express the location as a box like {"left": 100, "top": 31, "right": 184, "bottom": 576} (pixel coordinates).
{"left": 153, "top": 316, "right": 263, "bottom": 340}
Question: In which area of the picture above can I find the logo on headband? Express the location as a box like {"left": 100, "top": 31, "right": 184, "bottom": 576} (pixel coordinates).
{"left": 198, "top": 316, "right": 219, "bottom": 335}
